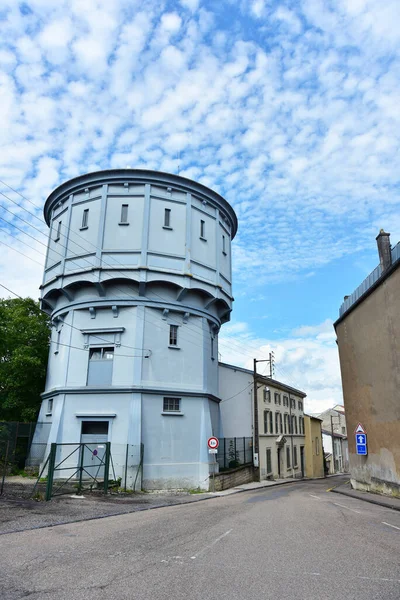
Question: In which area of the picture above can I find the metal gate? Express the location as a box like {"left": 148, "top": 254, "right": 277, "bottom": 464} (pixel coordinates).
{"left": 34, "top": 442, "right": 113, "bottom": 501}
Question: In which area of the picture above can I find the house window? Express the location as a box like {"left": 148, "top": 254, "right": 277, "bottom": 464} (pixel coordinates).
{"left": 169, "top": 324, "right": 178, "bottom": 347}
{"left": 87, "top": 347, "right": 114, "bottom": 386}
{"left": 81, "top": 208, "right": 89, "bottom": 229}
{"left": 290, "top": 398, "right": 296, "bottom": 409}
{"left": 264, "top": 410, "right": 269, "bottom": 434}
{"left": 163, "top": 397, "right": 180, "bottom": 412}
{"left": 299, "top": 417, "right": 303, "bottom": 435}
{"left": 274, "top": 393, "right": 281, "bottom": 405}
{"left": 275, "top": 412, "right": 280, "bottom": 434}
{"left": 120, "top": 204, "right": 129, "bottom": 224}
{"left": 264, "top": 388, "right": 271, "bottom": 403}
{"left": 279, "top": 413, "right": 283, "bottom": 434}
{"left": 200, "top": 220, "right": 206, "bottom": 239}
{"left": 283, "top": 395, "right": 288, "bottom": 407}
{"left": 315, "top": 437, "right": 320, "bottom": 455}
{"left": 298, "top": 400, "right": 303, "bottom": 411}
{"left": 286, "top": 446, "right": 291, "bottom": 468}
{"left": 294, "top": 416, "right": 298, "bottom": 435}
{"left": 293, "top": 446, "right": 298, "bottom": 467}
{"left": 266, "top": 448, "right": 272, "bottom": 474}
{"left": 55, "top": 221, "right": 62, "bottom": 241}
{"left": 341, "top": 426, "right": 346, "bottom": 434}
{"left": 222, "top": 235, "right": 227, "bottom": 255}
{"left": 47, "top": 399, "right": 53, "bottom": 415}
{"left": 284, "top": 414, "right": 288, "bottom": 434}
{"left": 164, "top": 208, "right": 171, "bottom": 228}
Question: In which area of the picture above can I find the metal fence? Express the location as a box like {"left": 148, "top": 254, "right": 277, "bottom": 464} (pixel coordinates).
{"left": 216, "top": 437, "right": 253, "bottom": 471}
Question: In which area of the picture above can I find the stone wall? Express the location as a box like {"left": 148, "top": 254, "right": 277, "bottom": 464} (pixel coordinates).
{"left": 212, "top": 464, "right": 255, "bottom": 491}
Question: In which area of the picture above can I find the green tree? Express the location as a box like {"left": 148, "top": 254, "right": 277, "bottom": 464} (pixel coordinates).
{"left": 0, "top": 297, "right": 50, "bottom": 422}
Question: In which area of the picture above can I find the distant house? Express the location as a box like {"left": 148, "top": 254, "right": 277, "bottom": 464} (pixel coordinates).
{"left": 219, "top": 362, "right": 306, "bottom": 480}
{"left": 317, "top": 405, "right": 349, "bottom": 473}
{"left": 334, "top": 230, "right": 400, "bottom": 497}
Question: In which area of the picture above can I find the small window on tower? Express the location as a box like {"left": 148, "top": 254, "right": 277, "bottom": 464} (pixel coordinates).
{"left": 200, "top": 220, "right": 206, "bottom": 240}
{"left": 169, "top": 324, "right": 179, "bottom": 347}
{"left": 55, "top": 221, "right": 62, "bottom": 242}
{"left": 222, "top": 235, "right": 227, "bottom": 255}
{"left": 164, "top": 208, "right": 172, "bottom": 229}
{"left": 81, "top": 208, "right": 89, "bottom": 229}
{"left": 120, "top": 204, "right": 129, "bottom": 224}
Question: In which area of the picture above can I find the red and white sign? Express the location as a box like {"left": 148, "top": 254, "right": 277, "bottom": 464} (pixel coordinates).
{"left": 354, "top": 423, "right": 367, "bottom": 435}
{"left": 207, "top": 437, "right": 219, "bottom": 450}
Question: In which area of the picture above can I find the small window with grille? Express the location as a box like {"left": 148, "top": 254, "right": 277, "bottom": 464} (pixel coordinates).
{"left": 169, "top": 324, "right": 179, "bottom": 347}
{"left": 164, "top": 208, "right": 172, "bottom": 229}
{"left": 163, "top": 397, "right": 181, "bottom": 412}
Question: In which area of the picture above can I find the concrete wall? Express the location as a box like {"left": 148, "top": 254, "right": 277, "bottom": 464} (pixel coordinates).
{"left": 336, "top": 265, "right": 400, "bottom": 496}
{"left": 304, "top": 416, "right": 324, "bottom": 479}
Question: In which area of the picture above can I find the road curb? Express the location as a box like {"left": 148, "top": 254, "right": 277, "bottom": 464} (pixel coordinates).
{"left": 332, "top": 487, "right": 400, "bottom": 512}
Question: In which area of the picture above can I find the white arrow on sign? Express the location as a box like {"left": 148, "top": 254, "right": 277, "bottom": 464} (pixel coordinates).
{"left": 357, "top": 435, "right": 365, "bottom": 444}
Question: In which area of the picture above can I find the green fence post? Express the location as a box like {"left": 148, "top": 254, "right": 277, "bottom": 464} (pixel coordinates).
{"left": 77, "top": 444, "right": 85, "bottom": 495}
{"left": 45, "top": 443, "right": 57, "bottom": 501}
{"left": 103, "top": 442, "right": 111, "bottom": 494}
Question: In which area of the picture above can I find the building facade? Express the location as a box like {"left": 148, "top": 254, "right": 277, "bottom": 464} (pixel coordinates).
{"left": 318, "top": 405, "right": 349, "bottom": 473}
{"left": 304, "top": 415, "right": 324, "bottom": 479}
{"left": 33, "top": 169, "right": 238, "bottom": 490}
{"left": 335, "top": 230, "right": 400, "bottom": 497}
{"left": 219, "top": 363, "right": 306, "bottom": 480}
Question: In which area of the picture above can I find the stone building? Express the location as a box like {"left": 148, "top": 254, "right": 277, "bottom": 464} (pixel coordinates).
{"left": 33, "top": 169, "right": 237, "bottom": 490}
{"left": 335, "top": 230, "right": 400, "bottom": 497}
{"left": 219, "top": 363, "right": 306, "bottom": 479}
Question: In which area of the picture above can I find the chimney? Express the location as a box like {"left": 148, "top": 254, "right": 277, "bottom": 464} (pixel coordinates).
{"left": 376, "top": 229, "right": 392, "bottom": 273}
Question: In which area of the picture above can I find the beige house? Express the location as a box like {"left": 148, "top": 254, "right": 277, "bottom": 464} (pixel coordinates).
{"left": 218, "top": 362, "right": 307, "bottom": 481}
{"left": 304, "top": 415, "right": 324, "bottom": 479}
{"left": 335, "top": 230, "right": 400, "bottom": 497}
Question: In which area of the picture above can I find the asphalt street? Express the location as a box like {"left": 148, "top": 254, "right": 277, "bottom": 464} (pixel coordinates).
{"left": 1, "top": 476, "right": 399, "bottom": 600}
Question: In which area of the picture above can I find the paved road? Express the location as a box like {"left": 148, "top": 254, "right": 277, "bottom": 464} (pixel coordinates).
{"left": 1, "top": 476, "right": 399, "bottom": 599}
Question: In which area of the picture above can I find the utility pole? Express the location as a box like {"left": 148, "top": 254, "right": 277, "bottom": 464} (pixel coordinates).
{"left": 253, "top": 356, "right": 274, "bottom": 481}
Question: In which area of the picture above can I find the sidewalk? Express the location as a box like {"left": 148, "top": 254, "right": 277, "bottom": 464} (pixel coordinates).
{"left": 332, "top": 481, "right": 400, "bottom": 512}
{"left": 210, "top": 477, "right": 300, "bottom": 496}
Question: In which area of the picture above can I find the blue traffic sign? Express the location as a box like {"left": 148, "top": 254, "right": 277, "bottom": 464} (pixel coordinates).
{"left": 355, "top": 432, "right": 367, "bottom": 456}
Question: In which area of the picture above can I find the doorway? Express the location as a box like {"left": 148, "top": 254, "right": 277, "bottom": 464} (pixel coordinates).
{"left": 300, "top": 446, "right": 305, "bottom": 478}
{"left": 80, "top": 421, "right": 109, "bottom": 479}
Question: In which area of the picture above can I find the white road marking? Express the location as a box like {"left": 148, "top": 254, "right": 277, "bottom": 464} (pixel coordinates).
{"left": 190, "top": 529, "right": 233, "bottom": 559}
{"left": 382, "top": 521, "right": 400, "bottom": 531}
{"left": 333, "top": 502, "right": 361, "bottom": 514}
{"left": 309, "top": 495, "right": 320, "bottom": 500}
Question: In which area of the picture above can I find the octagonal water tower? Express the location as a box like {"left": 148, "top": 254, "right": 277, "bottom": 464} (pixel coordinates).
{"left": 35, "top": 169, "right": 237, "bottom": 490}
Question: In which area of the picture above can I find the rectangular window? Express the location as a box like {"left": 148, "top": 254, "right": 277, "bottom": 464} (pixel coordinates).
{"left": 294, "top": 416, "right": 298, "bottom": 435}
{"left": 274, "top": 392, "right": 280, "bottom": 405}
{"left": 264, "top": 410, "right": 269, "bottom": 434}
{"left": 341, "top": 426, "right": 346, "bottom": 434}
{"left": 279, "top": 413, "right": 283, "bottom": 434}
{"left": 169, "top": 324, "right": 178, "bottom": 347}
{"left": 200, "top": 220, "right": 206, "bottom": 239}
{"left": 55, "top": 330, "right": 61, "bottom": 354}
{"left": 315, "top": 437, "right": 320, "bottom": 455}
{"left": 164, "top": 208, "right": 171, "bottom": 228}
{"left": 290, "top": 398, "right": 296, "bottom": 409}
{"left": 293, "top": 446, "right": 298, "bottom": 467}
{"left": 81, "top": 208, "right": 89, "bottom": 229}
{"left": 264, "top": 388, "right": 271, "bottom": 403}
{"left": 298, "top": 400, "right": 303, "bottom": 411}
{"left": 266, "top": 448, "right": 272, "bottom": 474}
{"left": 47, "top": 399, "right": 53, "bottom": 414}
{"left": 120, "top": 204, "right": 129, "bottom": 224}
{"left": 87, "top": 347, "right": 114, "bottom": 386}
{"left": 275, "top": 412, "right": 279, "bottom": 434}
{"left": 283, "top": 395, "right": 288, "bottom": 407}
{"left": 286, "top": 446, "right": 291, "bottom": 468}
{"left": 269, "top": 411, "right": 273, "bottom": 434}
{"left": 222, "top": 235, "right": 227, "bottom": 255}
{"left": 55, "top": 221, "right": 62, "bottom": 241}
{"left": 298, "top": 417, "right": 302, "bottom": 435}
{"left": 284, "top": 414, "right": 288, "bottom": 434}
{"left": 163, "top": 397, "right": 180, "bottom": 412}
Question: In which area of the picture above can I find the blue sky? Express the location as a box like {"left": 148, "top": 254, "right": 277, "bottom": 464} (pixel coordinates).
{"left": 1, "top": 0, "right": 400, "bottom": 412}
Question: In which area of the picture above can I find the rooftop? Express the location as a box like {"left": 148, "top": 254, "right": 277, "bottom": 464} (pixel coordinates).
{"left": 218, "top": 361, "right": 307, "bottom": 398}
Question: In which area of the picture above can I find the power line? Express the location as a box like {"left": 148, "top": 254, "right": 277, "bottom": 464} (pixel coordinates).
{"left": 0, "top": 283, "right": 22, "bottom": 298}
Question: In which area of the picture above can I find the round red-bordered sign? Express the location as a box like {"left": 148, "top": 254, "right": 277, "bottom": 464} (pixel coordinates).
{"left": 208, "top": 437, "right": 219, "bottom": 449}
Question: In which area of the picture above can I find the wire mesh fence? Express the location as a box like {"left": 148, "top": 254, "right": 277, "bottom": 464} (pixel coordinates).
{"left": 216, "top": 437, "right": 253, "bottom": 471}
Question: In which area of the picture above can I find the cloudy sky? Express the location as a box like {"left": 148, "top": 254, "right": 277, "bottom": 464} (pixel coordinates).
{"left": 1, "top": 0, "right": 400, "bottom": 414}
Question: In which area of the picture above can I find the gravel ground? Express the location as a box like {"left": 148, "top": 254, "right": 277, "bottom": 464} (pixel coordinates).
{"left": 0, "top": 477, "right": 211, "bottom": 535}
